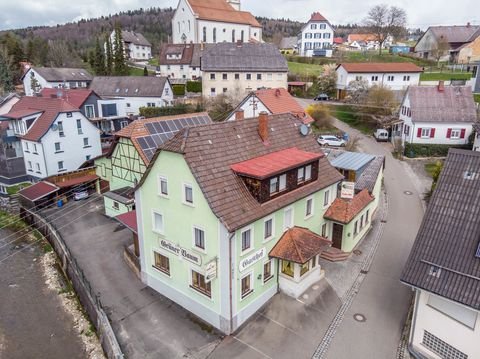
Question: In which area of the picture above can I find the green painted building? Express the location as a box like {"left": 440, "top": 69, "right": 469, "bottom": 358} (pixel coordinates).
{"left": 135, "top": 113, "right": 384, "bottom": 334}
{"left": 95, "top": 113, "right": 212, "bottom": 217}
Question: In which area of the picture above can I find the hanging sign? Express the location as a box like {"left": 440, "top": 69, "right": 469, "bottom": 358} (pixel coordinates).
{"left": 340, "top": 181, "right": 355, "bottom": 199}
{"left": 205, "top": 259, "right": 217, "bottom": 283}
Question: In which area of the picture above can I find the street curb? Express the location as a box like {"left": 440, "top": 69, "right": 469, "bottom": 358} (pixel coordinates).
{"left": 312, "top": 188, "right": 389, "bottom": 359}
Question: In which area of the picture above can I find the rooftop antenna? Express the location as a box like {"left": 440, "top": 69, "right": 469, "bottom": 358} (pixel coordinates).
{"left": 248, "top": 93, "right": 259, "bottom": 117}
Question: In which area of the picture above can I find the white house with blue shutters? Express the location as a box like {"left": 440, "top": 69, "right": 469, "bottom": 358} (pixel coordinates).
{"left": 297, "top": 12, "right": 334, "bottom": 57}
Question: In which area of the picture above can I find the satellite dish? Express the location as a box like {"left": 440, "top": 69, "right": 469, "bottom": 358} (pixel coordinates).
{"left": 299, "top": 124, "right": 309, "bottom": 136}
{"left": 51, "top": 124, "right": 58, "bottom": 131}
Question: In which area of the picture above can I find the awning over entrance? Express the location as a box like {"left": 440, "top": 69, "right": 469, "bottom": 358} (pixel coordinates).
{"left": 54, "top": 173, "right": 99, "bottom": 188}
{"left": 115, "top": 210, "right": 137, "bottom": 233}
{"left": 269, "top": 226, "right": 331, "bottom": 264}
{"left": 104, "top": 186, "right": 135, "bottom": 205}
{"left": 18, "top": 181, "right": 59, "bottom": 202}
{"left": 324, "top": 189, "right": 374, "bottom": 224}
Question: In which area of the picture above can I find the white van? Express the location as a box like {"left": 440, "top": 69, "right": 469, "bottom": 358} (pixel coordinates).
{"left": 374, "top": 129, "right": 389, "bottom": 142}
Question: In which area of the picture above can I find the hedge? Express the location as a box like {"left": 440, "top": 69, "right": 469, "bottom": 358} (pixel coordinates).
{"left": 404, "top": 143, "right": 472, "bottom": 158}
{"left": 172, "top": 84, "right": 186, "bottom": 96}
{"left": 186, "top": 81, "right": 202, "bottom": 93}
{"left": 139, "top": 103, "right": 204, "bottom": 118}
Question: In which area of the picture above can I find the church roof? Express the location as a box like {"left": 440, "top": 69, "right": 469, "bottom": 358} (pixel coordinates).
{"left": 186, "top": 0, "right": 261, "bottom": 28}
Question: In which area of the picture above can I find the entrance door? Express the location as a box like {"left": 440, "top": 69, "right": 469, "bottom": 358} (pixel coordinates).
{"left": 332, "top": 223, "right": 343, "bottom": 249}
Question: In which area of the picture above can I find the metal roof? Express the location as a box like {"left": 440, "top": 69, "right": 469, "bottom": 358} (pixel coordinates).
{"left": 401, "top": 149, "right": 480, "bottom": 310}
{"left": 330, "top": 151, "right": 375, "bottom": 171}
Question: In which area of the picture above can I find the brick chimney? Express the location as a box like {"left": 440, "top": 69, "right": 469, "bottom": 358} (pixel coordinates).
{"left": 235, "top": 109, "right": 244, "bottom": 121}
{"left": 438, "top": 80, "right": 445, "bottom": 92}
{"left": 258, "top": 111, "right": 269, "bottom": 142}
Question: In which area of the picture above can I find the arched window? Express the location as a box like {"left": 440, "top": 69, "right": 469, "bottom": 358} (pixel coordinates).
{"left": 178, "top": 22, "right": 181, "bottom": 33}
{"left": 188, "top": 20, "right": 191, "bottom": 32}
{"left": 213, "top": 28, "right": 217, "bottom": 43}
{"left": 241, "top": 30, "right": 244, "bottom": 43}
{"left": 232, "top": 29, "right": 235, "bottom": 42}
{"left": 203, "top": 27, "right": 207, "bottom": 42}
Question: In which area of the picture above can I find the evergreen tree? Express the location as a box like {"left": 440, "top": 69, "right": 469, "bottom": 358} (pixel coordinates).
{"left": 0, "top": 46, "right": 15, "bottom": 94}
{"left": 113, "top": 23, "right": 128, "bottom": 76}
{"left": 143, "top": 66, "right": 148, "bottom": 76}
{"left": 93, "top": 37, "right": 106, "bottom": 75}
{"left": 88, "top": 49, "right": 95, "bottom": 70}
{"left": 105, "top": 34, "right": 113, "bottom": 75}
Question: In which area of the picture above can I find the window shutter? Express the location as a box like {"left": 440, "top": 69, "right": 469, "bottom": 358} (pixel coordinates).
{"left": 446, "top": 128, "right": 452, "bottom": 138}
{"left": 430, "top": 128, "right": 435, "bottom": 138}
{"left": 417, "top": 128, "right": 422, "bottom": 138}
{"left": 460, "top": 129, "right": 466, "bottom": 139}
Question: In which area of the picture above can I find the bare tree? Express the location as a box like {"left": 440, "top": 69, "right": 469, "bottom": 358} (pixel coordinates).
{"left": 431, "top": 35, "right": 450, "bottom": 65}
{"left": 364, "top": 4, "right": 407, "bottom": 55}
{"left": 346, "top": 78, "right": 369, "bottom": 103}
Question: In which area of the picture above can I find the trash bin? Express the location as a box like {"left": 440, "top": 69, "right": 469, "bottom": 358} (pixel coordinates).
{"left": 343, "top": 133, "right": 350, "bottom": 142}
{"left": 57, "top": 199, "right": 63, "bottom": 208}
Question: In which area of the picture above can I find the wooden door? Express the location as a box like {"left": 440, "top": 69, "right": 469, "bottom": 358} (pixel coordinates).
{"left": 332, "top": 223, "right": 343, "bottom": 249}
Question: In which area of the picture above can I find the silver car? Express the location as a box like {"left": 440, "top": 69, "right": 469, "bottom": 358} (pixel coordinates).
{"left": 317, "top": 135, "right": 346, "bottom": 147}
{"left": 73, "top": 189, "right": 89, "bottom": 201}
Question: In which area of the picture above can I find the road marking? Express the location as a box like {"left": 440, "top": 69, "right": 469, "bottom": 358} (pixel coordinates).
{"left": 233, "top": 336, "right": 273, "bottom": 359}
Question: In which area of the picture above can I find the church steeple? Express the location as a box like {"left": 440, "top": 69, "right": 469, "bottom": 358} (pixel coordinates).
{"left": 227, "top": 0, "right": 240, "bottom": 11}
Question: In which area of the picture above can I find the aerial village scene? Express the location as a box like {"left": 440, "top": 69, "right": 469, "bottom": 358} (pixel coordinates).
{"left": 0, "top": 0, "right": 479, "bottom": 358}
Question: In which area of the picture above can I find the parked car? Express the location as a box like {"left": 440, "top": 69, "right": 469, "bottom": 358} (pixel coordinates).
{"left": 73, "top": 189, "right": 89, "bottom": 201}
{"left": 314, "top": 93, "right": 329, "bottom": 101}
{"left": 317, "top": 135, "right": 346, "bottom": 147}
{"left": 373, "top": 129, "right": 389, "bottom": 142}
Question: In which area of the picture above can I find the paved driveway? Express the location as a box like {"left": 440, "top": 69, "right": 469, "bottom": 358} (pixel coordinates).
{"left": 41, "top": 197, "right": 220, "bottom": 359}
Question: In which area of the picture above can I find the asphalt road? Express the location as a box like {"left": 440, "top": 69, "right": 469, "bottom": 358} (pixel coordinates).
{"left": 0, "top": 228, "right": 86, "bottom": 359}
{"left": 297, "top": 98, "right": 424, "bottom": 359}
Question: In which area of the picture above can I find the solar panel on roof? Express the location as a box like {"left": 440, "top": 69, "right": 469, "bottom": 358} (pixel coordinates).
{"left": 152, "top": 122, "right": 163, "bottom": 134}
{"left": 158, "top": 121, "right": 170, "bottom": 133}
{"left": 136, "top": 137, "right": 149, "bottom": 150}
{"left": 185, "top": 117, "right": 195, "bottom": 126}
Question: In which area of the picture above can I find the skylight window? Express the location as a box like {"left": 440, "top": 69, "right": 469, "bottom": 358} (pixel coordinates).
{"left": 115, "top": 88, "right": 120, "bottom": 93}
{"left": 463, "top": 171, "right": 478, "bottom": 180}
{"left": 428, "top": 266, "right": 442, "bottom": 278}
{"left": 476, "top": 242, "right": 480, "bottom": 258}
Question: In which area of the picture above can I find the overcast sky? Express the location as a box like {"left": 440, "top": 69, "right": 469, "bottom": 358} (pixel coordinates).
{"left": 0, "top": 0, "right": 478, "bottom": 31}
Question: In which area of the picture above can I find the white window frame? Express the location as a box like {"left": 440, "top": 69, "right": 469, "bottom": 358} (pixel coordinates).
{"left": 323, "top": 189, "right": 330, "bottom": 207}
{"left": 240, "top": 226, "right": 254, "bottom": 255}
{"left": 450, "top": 129, "right": 461, "bottom": 139}
{"left": 54, "top": 142, "right": 61, "bottom": 152}
{"left": 152, "top": 210, "right": 165, "bottom": 235}
{"left": 305, "top": 165, "right": 312, "bottom": 181}
{"left": 183, "top": 183, "right": 194, "bottom": 206}
{"left": 192, "top": 226, "right": 206, "bottom": 252}
{"left": 262, "top": 259, "right": 274, "bottom": 284}
{"left": 85, "top": 104, "right": 95, "bottom": 118}
{"left": 321, "top": 222, "right": 328, "bottom": 238}
{"left": 158, "top": 175, "right": 168, "bottom": 197}
{"left": 152, "top": 250, "right": 171, "bottom": 277}
{"left": 263, "top": 216, "right": 275, "bottom": 242}
{"left": 57, "top": 161, "right": 64, "bottom": 170}
{"left": 240, "top": 270, "right": 254, "bottom": 300}
{"left": 305, "top": 196, "right": 314, "bottom": 219}
{"left": 421, "top": 128, "right": 431, "bottom": 138}
{"left": 283, "top": 206, "right": 294, "bottom": 230}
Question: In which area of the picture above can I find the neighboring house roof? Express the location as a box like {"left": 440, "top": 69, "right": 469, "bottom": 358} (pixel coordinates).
{"left": 269, "top": 226, "right": 331, "bottom": 264}
{"left": 337, "top": 62, "right": 423, "bottom": 73}
{"left": 1, "top": 109, "right": 43, "bottom": 120}
{"left": 330, "top": 151, "right": 376, "bottom": 171}
{"left": 401, "top": 149, "right": 480, "bottom": 310}
{"left": 115, "top": 210, "right": 138, "bottom": 233}
{"left": 0, "top": 93, "right": 20, "bottom": 107}
{"left": 159, "top": 43, "right": 195, "bottom": 65}
{"left": 324, "top": 189, "right": 374, "bottom": 224}
{"left": 186, "top": 0, "right": 261, "bottom": 27}
{"left": 406, "top": 85, "right": 477, "bottom": 123}
{"left": 7, "top": 96, "right": 79, "bottom": 142}
{"left": 24, "top": 67, "right": 93, "bottom": 82}
{"left": 428, "top": 25, "right": 480, "bottom": 45}
{"left": 473, "top": 123, "right": 480, "bottom": 133}
{"left": 18, "top": 181, "right": 59, "bottom": 202}
{"left": 121, "top": 30, "right": 151, "bottom": 47}
{"left": 89, "top": 76, "right": 169, "bottom": 98}
{"left": 104, "top": 186, "right": 135, "bottom": 205}
{"left": 39, "top": 88, "right": 96, "bottom": 109}
{"left": 231, "top": 147, "right": 322, "bottom": 179}
{"left": 201, "top": 43, "right": 288, "bottom": 72}
{"left": 114, "top": 112, "right": 212, "bottom": 164}
{"left": 355, "top": 156, "right": 385, "bottom": 194}
{"left": 333, "top": 37, "right": 343, "bottom": 44}
{"left": 191, "top": 44, "right": 215, "bottom": 67}
{"left": 142, "top": 113, "right": 343, "bottom": 232}
{"left": 348, "top": 34, "right": 379, "bottom": 43}
{"left": 309, "top": 12, "right": 328, "bottom": 22}
{"left": 279, "top": 37, "right": 298, "bottom": 49}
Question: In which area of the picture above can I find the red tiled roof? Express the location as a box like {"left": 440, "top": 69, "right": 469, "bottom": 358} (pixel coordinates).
{"left": 39, "top": 88, "right": 94, "bottom": 109}
{"left": 338, "top": 62, "right": 423, "bottom": 74}
{"left": 1, "top": 109, "right": 42, "bottom": 119}
{"left": 324, "top": 189, "right": 374, "bottom": 224}
{"left": 310, "top": 12, "right": 328, "bottom": 22}
{"left": 187, "top": 0, "right": 261, "bottom": 27}
{"left": 8, "top": 97, "right": 79, "bottom": 142}
{"left": 333, "top": 37, "right": 343, "bottom": 44}
{"left": 18, "top": 181, "right": 58, "bottom": 202}
{"left": 116, "top": 210, "right": 137, "bottom": 233}
{"left": 255, "top": 88, "right": 313, "bottom": 124}
{"left": 269, "top": 226, "right": 331, "bottom": 264}
{"left": 231, "top": 147, "right": 322, "bottom": 179}
{"left": 54, "top": 174, "right": 99, "bottom": 188}
{"left": 347, "top": 34, "right": 379, "bottom": 43}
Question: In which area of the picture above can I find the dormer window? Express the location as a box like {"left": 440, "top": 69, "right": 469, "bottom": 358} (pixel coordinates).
{"left": 270, "top": 174, "right": 286, "bottom": 195}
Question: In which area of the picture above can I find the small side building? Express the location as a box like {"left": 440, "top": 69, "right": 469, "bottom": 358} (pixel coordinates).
{"left": 22, "top": 67, "right": 93, "bottom": 96}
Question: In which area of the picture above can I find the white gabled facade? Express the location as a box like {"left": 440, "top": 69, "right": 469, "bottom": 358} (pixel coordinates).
{"left": 158, "top": 63, "right": 202, "bottom": 80}
{"left": 297, "top": 12, "right": 334, "bottom": 58}
{"left": 22, "top": 111, "right": 102, "bottom": 179}
{"left": 409, "top": 288, "right": 480, "bottom": 359}
{"left": 109, "top": 31, "right": 152, "bottom": 61}
{"left": 23, "top": 68, "right": 90, "bottom": 97}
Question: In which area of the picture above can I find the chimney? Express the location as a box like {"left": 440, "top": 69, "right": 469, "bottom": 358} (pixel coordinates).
{"left": 467, "top": 22, "right": 471, "bottom": 28}
{"left": 235, "top": 109, "right": 244, "bottom": 121}
{"left": 275, "top": 88, "right": 281, "bottom": 97}
{"left": 236, "top": 39, "right": 243, "bottom": 47}
{"left": 258, "top": 111, "right": 269, "bottom": 142}
{"left": 200, "top": 42, "right": 204, "bottom": 51}
{"left": 438, "top": 80, "right": 445, "bottom": 92}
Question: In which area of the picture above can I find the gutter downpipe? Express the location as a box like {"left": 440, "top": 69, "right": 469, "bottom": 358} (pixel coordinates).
{"left": 228, "top": 231, "right": 235, "bottom": 335}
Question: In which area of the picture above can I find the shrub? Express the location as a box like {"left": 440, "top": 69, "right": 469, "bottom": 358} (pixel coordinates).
{"left": 404, "top": 143, "right": 471, "bottom": 158}
{"left": 172, "top": 84, "right": 185, "bottom": 96}
{"left": 139, "top": 103, "right": 204, "bottom": 118}
{"left": 186, "top": 81, "right": 202, "bottom": 93}
{"left": 306, "top": 103, "right": 333, "bottom": 129}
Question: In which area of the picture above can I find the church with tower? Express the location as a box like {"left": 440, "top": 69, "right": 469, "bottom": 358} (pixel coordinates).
{"left": 171, "top": 0, "right": 263, "bottom": 44}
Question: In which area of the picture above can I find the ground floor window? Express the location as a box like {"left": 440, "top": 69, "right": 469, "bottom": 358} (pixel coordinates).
{"left": 263, "top": 260, "right": 273, "bottom": 283}
{"left": 0, "top": 185, "right": 6, "bottom": 194}
{"left": 281, "top": 260, "right": 294, "bottom": 277}
{"left": 113, "top": 201, "right": 119, "bottom": 210}
{"left": 191, "top": 270, "right": 211, "bottom": 297}
{"left": 153, "top": 252, "right": 170, "bottom": 275}
{"left": 241, "top": 273, "right": 253, "bottom": 298}
{"left": 300, "top": 261, "right": 309, "bottom": 276}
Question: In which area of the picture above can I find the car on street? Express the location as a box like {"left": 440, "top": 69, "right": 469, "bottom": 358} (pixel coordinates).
{"left": 317, "top": 135, "right": 346, "bottom": 147}
{"left": 314, "top": 93, "right": 329, "bottom": 101}
{"left": 73, "top": 189, "right": 89, "bottom": 201}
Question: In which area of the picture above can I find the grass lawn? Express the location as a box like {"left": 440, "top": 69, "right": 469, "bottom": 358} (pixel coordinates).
{"left": 424, "top": 161, "right": 444, "bottom": 179}
{"left": 128, "top": 66, "right": 155, "bottom": 76}
{"left": 328, "top": 104, "right": 376, "bottom": 135}
{"left": 288, "top": 61, "right": 324, "bottom": 78}
{"left": 148, "top": 58, "right": 159, "bottom": 66}
{"left": 337, "top": 51, "right": 432, "bottom": 67}
{"left": 7, "top": 182, "right": 31, "bottom": 195}
{"left": 420, "top": 72, "right": 473, "bottom": 81}
{"left": 473, "top": 94, "right": 480, "bottom": 103}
